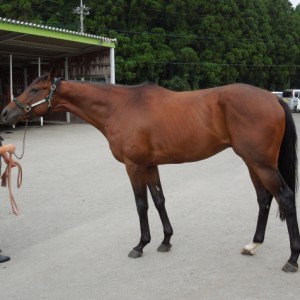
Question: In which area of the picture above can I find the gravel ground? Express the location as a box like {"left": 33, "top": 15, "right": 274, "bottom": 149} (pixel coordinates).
{"left": 0, "top": 115, "right": 300, "bottom": 300}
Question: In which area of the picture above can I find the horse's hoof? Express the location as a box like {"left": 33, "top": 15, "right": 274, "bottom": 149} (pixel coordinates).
{"left": 282, "top": 262, "right": 298, "bottom": 273}
{"left": 241, "top": 248, "right": 255, "bottom": 256}
{"left": 157, "top": 243, "right": 172, "bottom": 252}
{"left": 241, "top": 242, "right": 260, "bottom": 256}
{"left": 0, "top": 255, "right": 10, "bottom": 263}
{"left": 128, "top": 249, "right": 143, "bottom": 258}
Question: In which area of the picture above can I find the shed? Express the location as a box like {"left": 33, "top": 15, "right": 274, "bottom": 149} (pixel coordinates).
{"left": 0, "top": 17, "right": 116, "bottom": 124}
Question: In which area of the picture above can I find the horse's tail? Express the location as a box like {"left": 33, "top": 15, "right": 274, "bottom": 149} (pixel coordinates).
{"left": 278, "top": 99, "right": 298, "bottom": 220}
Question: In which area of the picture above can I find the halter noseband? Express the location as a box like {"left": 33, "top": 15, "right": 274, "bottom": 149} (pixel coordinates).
{"left": 13, "top": 77, "right": 58, "bottom": 114}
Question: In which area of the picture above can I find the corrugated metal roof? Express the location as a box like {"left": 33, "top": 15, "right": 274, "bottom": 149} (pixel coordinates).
{"left": 0, "top": 17, "right": 116, "bottom": 67}
{"left": 0, "top": 17, "right": 116, "bottom": 44}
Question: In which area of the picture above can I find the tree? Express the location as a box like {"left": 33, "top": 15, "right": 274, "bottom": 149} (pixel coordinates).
{"left": 1, "top": 0, "right": 300, "bottom": 90}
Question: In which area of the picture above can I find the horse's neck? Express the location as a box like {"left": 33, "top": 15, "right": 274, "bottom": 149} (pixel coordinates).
{"left": 57, "top": 81, "right": 117, "bottom": 133}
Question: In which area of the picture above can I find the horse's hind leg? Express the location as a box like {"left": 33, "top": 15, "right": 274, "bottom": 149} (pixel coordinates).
{"left": 241, "top": 168, "right": 273, "bottom": 255}
{"left": 147, "top": 166, "right": 173, "bottom": 252}
{"left": 250, "top": 166, "right": 300, "bottom": 272}
{"left": 279, "top": 181, "right": 300, "bottom": 272}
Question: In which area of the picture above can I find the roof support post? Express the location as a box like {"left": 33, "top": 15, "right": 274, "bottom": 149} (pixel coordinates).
{"left": 9, "top": 54, "right": 15, "bottom": 129}
{"left": 9, "top": 54, "right": 13, "bottom": 101}
{"left": 23, "top": 67, "right": 27, "bottom": 90}
{"left": 110, "top": 47, "right": 115, "bottom": 84}
{"left": 38, "top": 57, "right": 43, "bottom": 126}
{"left": 65, "top": 57, "right": 70, "bottom": 123}
{"left": 38, "top": 57, "right": 41, "bottom": 77}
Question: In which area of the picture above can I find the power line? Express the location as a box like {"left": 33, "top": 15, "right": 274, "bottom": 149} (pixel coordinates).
{"left": 120, "top": 60, "right": 300, "bottom": 68}
{"left": 102, "top": 28, "right": 269, "bottom": 42}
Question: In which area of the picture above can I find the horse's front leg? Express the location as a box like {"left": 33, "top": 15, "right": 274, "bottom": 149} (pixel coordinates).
{"left": 126, "top": 162, "right": 151, "bottom": 258}
{"left": 147, "top": 166, "right": 173, "bottom": 252}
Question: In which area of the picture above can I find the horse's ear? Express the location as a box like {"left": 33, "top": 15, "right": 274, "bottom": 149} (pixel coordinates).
{"left": 48, "top": 69, "right": 56, "bottom": 81}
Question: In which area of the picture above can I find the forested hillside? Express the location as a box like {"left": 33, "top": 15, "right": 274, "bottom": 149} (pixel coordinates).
{"left": 1, "top": 0, "right": 300, "bottom": 90}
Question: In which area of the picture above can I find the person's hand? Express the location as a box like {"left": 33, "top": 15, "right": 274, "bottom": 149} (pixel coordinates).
{"left": 2, "top": 152, "right": 16, "bottom": 167}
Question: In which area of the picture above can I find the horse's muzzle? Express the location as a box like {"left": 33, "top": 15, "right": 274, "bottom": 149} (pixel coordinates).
{"left": 0, "top": 107, "right": 22, "bottom": 125}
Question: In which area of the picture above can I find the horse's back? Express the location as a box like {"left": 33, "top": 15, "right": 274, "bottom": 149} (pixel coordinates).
{"left": 110, "top": 83, "right": 285, "bottom": 167}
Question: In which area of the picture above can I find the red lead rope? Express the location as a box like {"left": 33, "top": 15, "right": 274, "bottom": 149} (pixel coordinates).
{"left": 1, "top": 154, "right": 23, "bottom": 215}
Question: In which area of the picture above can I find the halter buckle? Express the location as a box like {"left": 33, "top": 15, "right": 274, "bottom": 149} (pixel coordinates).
{"left": 24, "top": 106, "right": 31, "bottom": 113}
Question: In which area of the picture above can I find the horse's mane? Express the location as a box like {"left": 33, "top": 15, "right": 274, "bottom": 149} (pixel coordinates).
{"left": 36, "top": 74, "right": 157, "bottom": 90}
{"left": 70, "top": 80, "right": 157, "bottom": 89}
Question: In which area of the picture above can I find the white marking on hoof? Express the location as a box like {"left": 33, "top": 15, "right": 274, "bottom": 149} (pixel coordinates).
{"left": 241, "top": 242, "right": 261, "bottom": 256}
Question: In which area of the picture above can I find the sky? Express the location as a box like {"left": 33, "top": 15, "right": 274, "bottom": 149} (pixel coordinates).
{"left": 290, "top": 0, "right": 300, "bottom": 7}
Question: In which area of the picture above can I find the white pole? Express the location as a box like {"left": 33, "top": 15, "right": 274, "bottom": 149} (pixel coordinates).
{"left": 65, "top": 57, "right": 70, "bottom": 123}
{"left": 110, "top": 47, "right": 115, "bottom": 84}
{"left": 9, "top": 54, "right": 13, "bottom": 101}
{"left": 9, "top": 54, "right": 15, "bottom": 128}
{"left": 38, "top": 57, "right": 43, "bottom": 126}
{"left": 38, "top": 57, "right": 41, "bottom": 76}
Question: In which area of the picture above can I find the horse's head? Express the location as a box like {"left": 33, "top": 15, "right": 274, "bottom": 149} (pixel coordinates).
{"left": 1, "top": 70, "right": 57, "bottom": 125}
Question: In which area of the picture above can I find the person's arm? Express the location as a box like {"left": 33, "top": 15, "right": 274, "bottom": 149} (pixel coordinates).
{"left": 0, "top": 144, "right": 16, "bottom": 166}
{"left": 0, "top": 144, "right": 16, "bottom": 155}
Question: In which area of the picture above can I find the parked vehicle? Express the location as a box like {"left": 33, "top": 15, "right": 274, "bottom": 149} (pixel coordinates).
{"left": 282, "top": 89, "right": 300, "bottom": 112}
{"left": 271, "top": 91, "right": 283, "bottom": 98}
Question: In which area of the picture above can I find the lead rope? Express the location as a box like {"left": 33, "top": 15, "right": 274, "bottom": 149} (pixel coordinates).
{"left": 1, "top": 121, "right": 27, "bottom": 215}
{"left": 1, "top": 154, "right": 22, "bottom": 215}
{"left": 13, "top": 120, "right": 28, "bottom": 160}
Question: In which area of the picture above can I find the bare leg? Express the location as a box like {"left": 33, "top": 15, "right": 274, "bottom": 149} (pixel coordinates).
{"left": 147, "top": 166, "right": 173, "bottom": 252}
{"left": 126, "top": 162, "right": 151, "bottom": 258}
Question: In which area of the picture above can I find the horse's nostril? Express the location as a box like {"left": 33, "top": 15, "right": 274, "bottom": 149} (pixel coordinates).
{"left": 1, "top": 109, "right": 8, "bottom": 123}
{"left": 1, "top": 110, "right": 7, "bottom": 121}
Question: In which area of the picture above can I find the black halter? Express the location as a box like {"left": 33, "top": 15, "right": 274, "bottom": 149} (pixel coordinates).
{"left": 13, "top": 77, "right": 58, "bottom": 113}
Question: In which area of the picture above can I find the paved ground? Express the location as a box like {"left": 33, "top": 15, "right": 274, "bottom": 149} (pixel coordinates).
{"left": 0, "top": 115, "right": 300, "bottom": 300}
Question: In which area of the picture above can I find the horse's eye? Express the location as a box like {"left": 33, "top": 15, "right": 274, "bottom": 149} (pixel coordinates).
{"left": 31, "top": 88, "right": 39, "bottom": 93}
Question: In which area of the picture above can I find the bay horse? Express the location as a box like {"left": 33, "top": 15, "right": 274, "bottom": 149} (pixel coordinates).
{"left": 1, "top": 71, "right": 299, "bottom": 273}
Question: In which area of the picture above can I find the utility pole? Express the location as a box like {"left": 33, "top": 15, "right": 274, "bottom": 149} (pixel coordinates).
{"left": 73, "top": 0, "right": 90, "bottom": 33}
